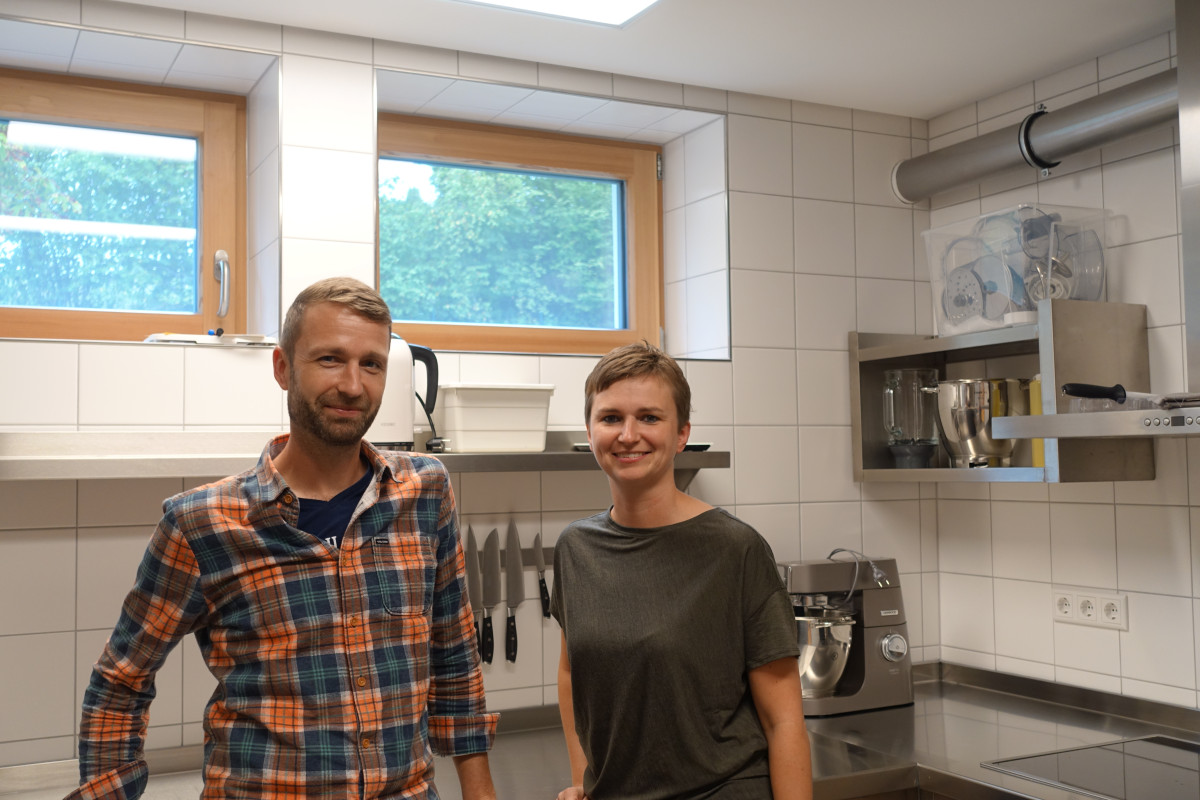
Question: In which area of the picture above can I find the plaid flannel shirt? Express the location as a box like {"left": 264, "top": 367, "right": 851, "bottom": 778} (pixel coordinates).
{"left": 68, "top": 435, "right": 497, "bottom": 800}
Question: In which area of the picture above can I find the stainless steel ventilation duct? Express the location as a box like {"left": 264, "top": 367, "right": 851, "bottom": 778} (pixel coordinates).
{"left": 891, "top": 68, "right": 1179, "bottom": 204}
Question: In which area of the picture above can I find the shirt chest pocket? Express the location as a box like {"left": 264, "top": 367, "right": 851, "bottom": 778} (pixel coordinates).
{"left": 370, "top": 535, "right": 437, "bottom": 616}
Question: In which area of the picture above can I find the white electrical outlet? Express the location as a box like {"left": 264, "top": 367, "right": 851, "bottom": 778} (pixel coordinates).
{"left": 1052, "top": 587, "right": 1128, "bottom": 630}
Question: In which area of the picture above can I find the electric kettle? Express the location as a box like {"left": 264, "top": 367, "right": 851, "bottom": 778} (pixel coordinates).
{"left": 366, "top": 336, "right": 439, "bottom": 450}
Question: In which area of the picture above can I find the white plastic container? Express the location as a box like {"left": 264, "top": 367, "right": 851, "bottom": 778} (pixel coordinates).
{"left": 435, "top": 384, "right": 556, "bottom": 453}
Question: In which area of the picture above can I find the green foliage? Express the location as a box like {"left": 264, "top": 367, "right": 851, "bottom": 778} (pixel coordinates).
{"left": 379, "top": 162, "right": 624, "bottom": 329}
{"left": 0, "top": 121, "right": 198, "bottom": 312}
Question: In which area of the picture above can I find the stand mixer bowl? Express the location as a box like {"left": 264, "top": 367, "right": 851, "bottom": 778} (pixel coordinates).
{"left": 935, "top": 378, "right": 1028, "bottom": 467}
{"left": 795, "top": 609, "right": 855, "bottom": 698}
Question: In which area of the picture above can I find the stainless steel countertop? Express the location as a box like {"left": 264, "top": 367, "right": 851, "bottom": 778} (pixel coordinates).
{"left": 435, "top": 670, "right": 1200, "bottom": 800}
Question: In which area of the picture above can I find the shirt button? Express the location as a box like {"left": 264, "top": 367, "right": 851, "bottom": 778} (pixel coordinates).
{"left": 362, "top": 738, "right": 372, "bottom": 749}
{"left": 282, "top": 493, "right": 295, "bottom": 505}
{"left": 349, "top": 616, "right": 360, "bottom": 627}
{"left": 357, "top": 676, "right": 368, "bottom": 687}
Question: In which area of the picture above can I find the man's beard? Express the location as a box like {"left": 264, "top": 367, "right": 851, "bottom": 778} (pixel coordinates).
{"left": 287, "top": 379, "right": 380, "bottom": 447}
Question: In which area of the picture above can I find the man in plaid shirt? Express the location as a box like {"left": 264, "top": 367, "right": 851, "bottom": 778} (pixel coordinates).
{"left": 68, "top": 277, "right": 499, "bottom": 799}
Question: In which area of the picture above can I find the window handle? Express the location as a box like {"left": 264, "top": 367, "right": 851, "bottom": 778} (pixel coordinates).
{"left": 213, "top": 249, "right": 230, "bottom": 319}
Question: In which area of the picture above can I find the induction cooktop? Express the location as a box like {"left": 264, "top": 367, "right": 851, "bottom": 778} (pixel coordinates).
{"left": 982, "top": 735, "right": 1200, "bottom": 800}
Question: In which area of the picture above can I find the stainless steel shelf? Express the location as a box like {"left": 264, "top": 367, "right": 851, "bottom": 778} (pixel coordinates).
{"left": 0, "top": 430, "right": 729, "bottom": 485}
{"left": 994, "top": 407, "right": 1200, "bottom": 438}
{"left": 860, "top": 466, "right": 1046, "bottom": 482}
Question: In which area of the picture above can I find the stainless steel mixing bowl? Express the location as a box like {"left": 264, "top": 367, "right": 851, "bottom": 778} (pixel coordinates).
{"left": 935, "top": 378, "right": 1029, "bottom": 467}
{"left": 795, "top": 611, "right": 855, "bottom": 698}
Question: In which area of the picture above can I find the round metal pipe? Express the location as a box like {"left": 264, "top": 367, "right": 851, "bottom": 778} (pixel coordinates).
{"left": 892, "top": 68, "right": 1178, "bottom": 204}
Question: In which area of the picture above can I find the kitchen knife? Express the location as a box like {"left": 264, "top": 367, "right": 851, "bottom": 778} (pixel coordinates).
{"left": 533, "top": 532, "right": 550, "bottom": 618}
{"left": 481, "top": 529, "right": 502, "bottom": 664}
{"left": 464, "top": 526, "right": 483, "bottom": 653}
{"left": 505, "top": 521, "right": 526, "bottom": 662}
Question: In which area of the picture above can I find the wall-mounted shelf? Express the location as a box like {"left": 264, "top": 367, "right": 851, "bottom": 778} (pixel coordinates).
{"left": 0, "top": 430, "right": 728, "bottom": 489}
{"left": 851, "top": 299, "right": 1156, "bottom": 483}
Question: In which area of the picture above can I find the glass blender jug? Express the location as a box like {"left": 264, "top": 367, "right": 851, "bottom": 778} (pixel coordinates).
{"left": 882, "top": 368, "right": 939, "bottom": 468}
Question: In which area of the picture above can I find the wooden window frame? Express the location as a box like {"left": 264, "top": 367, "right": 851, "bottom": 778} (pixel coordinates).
{"left": 377, "top": 113, "right": 663, "bottom": 356}
{"left": 0, "top": 68, "right": 246, "bottom": 341}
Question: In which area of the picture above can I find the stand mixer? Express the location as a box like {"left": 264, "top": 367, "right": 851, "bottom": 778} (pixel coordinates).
{"left": 781, "top": 552, "right": 913, "bottom": 717}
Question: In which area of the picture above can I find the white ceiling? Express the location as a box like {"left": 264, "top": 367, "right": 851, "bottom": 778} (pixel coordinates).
{"left": 114, "top": 0, "right": 1174, "bottom": 120}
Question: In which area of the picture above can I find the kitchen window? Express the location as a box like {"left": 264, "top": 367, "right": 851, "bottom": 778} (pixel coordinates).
{"left": 0, "top": 68, "right": 244, "bottom": 341}
{"left": 377, "top": 114, "right": 662, "bottom": 355}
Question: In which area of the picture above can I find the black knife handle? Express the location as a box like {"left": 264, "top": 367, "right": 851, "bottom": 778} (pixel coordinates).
{"left": 538, "top": 576, "right": 551, "bottom": 618}
{"left": 506, "top": 613, "right": 517, "bottom": 662}
{"left": 475, "top": 618, "right": 482, "bottom": 653}
{"left": 482, "top": 616, "right": 494, "bottom": 664}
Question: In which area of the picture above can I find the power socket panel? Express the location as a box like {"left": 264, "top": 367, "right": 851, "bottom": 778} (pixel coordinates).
{"left": 1051, "top": 588, "right": 1128, "bottom": 630}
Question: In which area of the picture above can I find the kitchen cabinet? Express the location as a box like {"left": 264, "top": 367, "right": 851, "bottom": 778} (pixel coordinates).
{"left": 850, "top": 299, "right": 1155, "bottom": 483}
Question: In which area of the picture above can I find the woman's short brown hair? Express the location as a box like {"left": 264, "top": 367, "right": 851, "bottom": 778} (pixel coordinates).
{"left": 584, "top": 340, "right": 691, "bottom": 428}
{"left": 280, "top": 277, "right": 392, "bottom": 359}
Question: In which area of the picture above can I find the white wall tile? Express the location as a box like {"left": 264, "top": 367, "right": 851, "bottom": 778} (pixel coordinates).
{"left": 795, "top": 350, "right": 848, "bottom": 427}
{"left": 1054, "top": 621, "right": 1120, "bottom": 675}
{"left": 1048, "top": 481, "right": 1114, "bottom": 504}
{"left": 1147, "top": 324, "right": 1185, "bottom": 396}
{"left": 978, "top": 83, "right": 1034, "bottom": 122}
{"left": 248, "top": 59, "right": 280, "bottom": 173}
{"left": 1049, "top": 503, "right": 1117, "bottom": 589}
{"left": 82, "top": 0, "right": 183, "bottom": 37}
{"left": 0, "top": 632, "right": 75, "bottom": 741}
{"left": 921, "top": 497, "right": 938, "bottom": 571}
{"left": 851, "top": 110, "right": 908, "bottom": 137}
{"left": 994, "top": 579, "right": 1053, "bottom": 663}
{"left": 684, "top": 193, "right": 728, "bottom": 279}
{"left": 1036, "top": 61, "right": 1098, "bottom": 103}
{"left": 852, "top": 132, "right": 910, "bottom": 208}
{"left": 1098, "top": 34, "right": 1171, "bottom": 80}
{"left": 928, "top": 104, "right": 976, "bottom": 140}
{"left": 458, "top": 472, "right": 541, "bottom": 516}
{"left": 729, "top": 192, "right": 793, "bottom": 273}
{"left": 922, "top": 571, "right": 940, "bottom": 644}
{"left": 539, "top": 355, "right": 594, "bottom": 430}
{"left": 0, "top": 481, "right": 75, "bottom": 533}
{"left": 1120, "top": 592, "right": 1195, "bottom": 689}
{"left": 280, "top": 55, "right": 375, "bottom": 152}
{"left": 0, "top": 528, "right": 74, "bottom": 636}
{"left": 731, "top": 348, "right": 796, "bottom": 426}
{"left": 798, "top": 426, "right": 859, "bottom": 503}
{"left": 1102, "top": 148, "right": 1178, "bottom": 247}
{"left": 279, "top": 239, "right": 376, "bottom": 316}
{"left": 0, "top": 0, "right": 80, "bottom": 23}
{"left": 795, "top": 274, "right": 855, "bottom": 350}
{"left": 282, "top": 26, "right": 372, "bottom": 62}
{"left": 684, "top": 85, "right": 726, "bottom": 112}
{"left": 792, "top": 123, "right": 853, "bottom": 202}
{"left": 663, "top": 279, "right": 688, "bottom": 356}
{"left": 662, "top": 136, "right": 686, "bottom": 212}
{"left": 0, "top": 341, "right": 77, "bottom": 426}
{"left": 794, "top": 198, "right": 856, "bottom": 277}
{"left": 249, "top": 147, "right": 280, "bottom": 258}
{"left": 457, "top": 353, "right": 540, "bottom": 384}
{"left": 727, "top": 115, "right": 791, "bottom": 196}
{"left": 183, "top": 346, "right": 282, "bottom": 427}
{"left": 613, "top": 75, "right": 682, "bottom": 106}
{"left": 459, "top": 52, "right": 537, "bottom": 86}
{"left": 538, "top": 471, "right": 611, "bottom": 513}
{"left": 937, "top": 499, "right": 992, "bottom": 576}
{"left": 537, "top": 64, "right": 611, "bottom": 96}
{"left": 374, "top": 41, "right": 457, "bottom": 74}
{"left": 731, "top": 270, "right": 794, "bottom": 349}
{"left": 78, "top": 478, "right": 179, "bottom": 527}
{"left": 79, "top": 344, "right": 185, "bottom": 427}
{"left": 991, "top": 501, "right": 1051, "bottom": 582}
{"left": 1105, "top": 236, "right": 1182, "bottom": 327}
{"left": 939, "top": 573, "right": 994, "bottom": 654}
{"left": 733, "top": 503, "right": 800, "bottom": 563}
{"left": 1115, "top": 504, "right": 1190, "bottom": 596}
{"left": 684, "top": 359, "right": 734, "bottom": 427}
{"left": 734, "top": 426, "right": 799, "bottom": 505}
{"left": 727, "top": 92, "right": 789, "bottom": 121}
{"left": 854, "top": 205, "right": 914, "bottom": 280}
{"left": 685, "top": 271, "right": 730, "bottom": 357}
{"left": 76, "top": 525, "right": 154, "bottom": 630}
{"left": 856, "top": 278, "right": 915, "bottom": 335}
{"left": 663, "top": 206, "right": 686, "bottom": 285}
{"left": 861, "top": 500, "right": 920, "bottom": 574}
{"left": 280, "top": 146, "right": 376, "bottom": 243}
{"left": 185, "top": 12, "right": 282, "bottom": 51}
{"left": 799, "top": 501, "right": 862, "bottom": 561}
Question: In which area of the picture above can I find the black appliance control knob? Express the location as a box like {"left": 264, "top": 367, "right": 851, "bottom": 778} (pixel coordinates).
{"left": 880, "top": 633, "right": 908, "bottom": 662}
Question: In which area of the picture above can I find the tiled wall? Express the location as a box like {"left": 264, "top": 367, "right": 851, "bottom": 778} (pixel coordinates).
{"left": 924, "top": 31, "right": 1199, "bottom": 708}
{"left": 0, "top": 0, "right": 1193, "bottom": 773}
